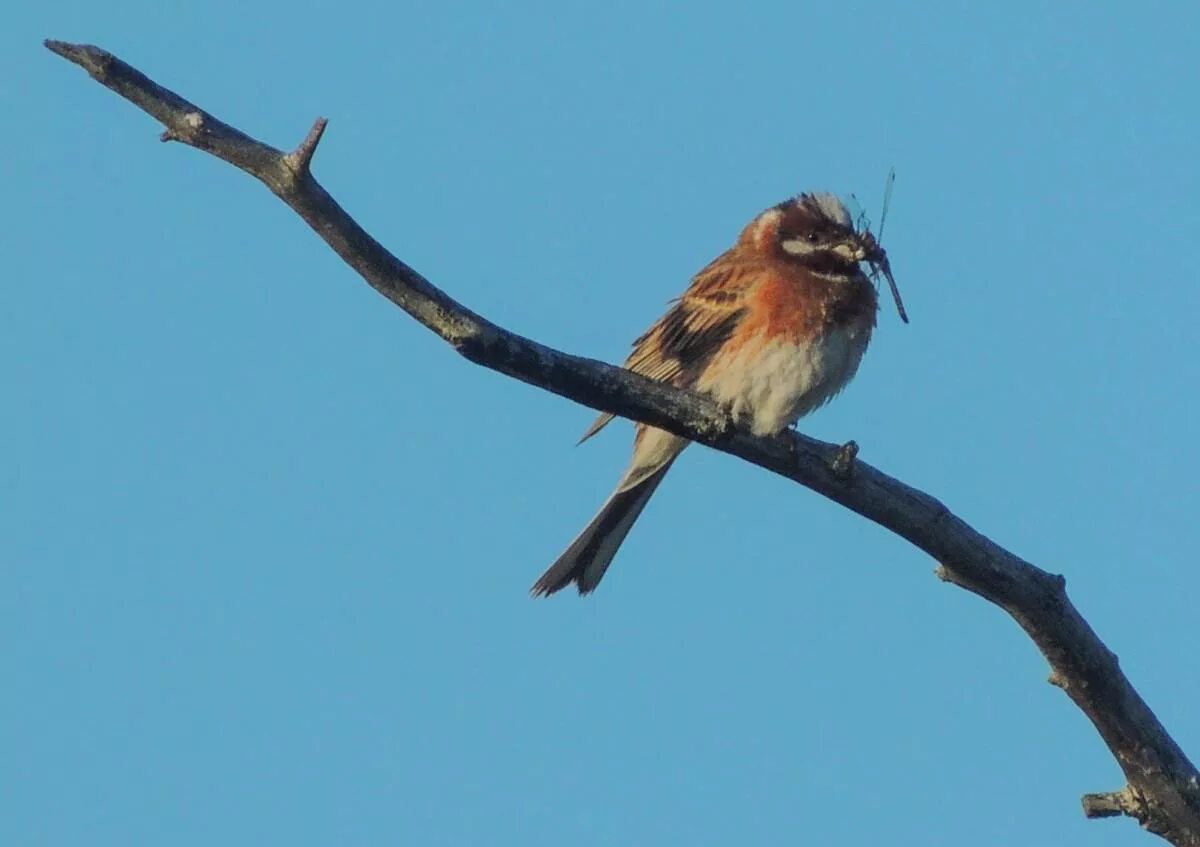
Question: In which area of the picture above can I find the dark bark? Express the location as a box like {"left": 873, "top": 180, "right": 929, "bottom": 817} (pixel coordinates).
{"left": 44, "top": 40, "right": 1200, "bottom": 846}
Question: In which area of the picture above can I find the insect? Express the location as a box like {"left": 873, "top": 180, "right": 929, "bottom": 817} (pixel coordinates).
{"left": 852, "top": 169, "right": 908, "bottom": 323}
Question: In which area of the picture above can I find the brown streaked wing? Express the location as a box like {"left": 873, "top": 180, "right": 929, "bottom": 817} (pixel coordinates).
{"left": 578, "top": 257, "right": 751, "bottom": 443}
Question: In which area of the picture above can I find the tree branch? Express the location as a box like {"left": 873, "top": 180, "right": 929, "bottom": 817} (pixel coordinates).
{"left": 45, "top": 40, "right": 1200, "bottom": 846}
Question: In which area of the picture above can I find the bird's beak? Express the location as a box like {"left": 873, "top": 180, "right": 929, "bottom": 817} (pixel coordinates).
{"left": 834, "top": 242, "right": 869, "bottom": 262}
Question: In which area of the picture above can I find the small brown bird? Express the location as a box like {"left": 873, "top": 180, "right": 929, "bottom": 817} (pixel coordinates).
{"left": 532, "top": 192, "right": 904, "bottom": 596}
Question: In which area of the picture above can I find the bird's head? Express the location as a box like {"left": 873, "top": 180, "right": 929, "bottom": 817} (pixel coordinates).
{"left": 739, "top": 192, "right": 908, "bottom": 323}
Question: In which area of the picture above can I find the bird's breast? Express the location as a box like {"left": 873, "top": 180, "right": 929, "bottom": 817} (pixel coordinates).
{"left": 699, "top": 323, "right": 872, "bottom": 437}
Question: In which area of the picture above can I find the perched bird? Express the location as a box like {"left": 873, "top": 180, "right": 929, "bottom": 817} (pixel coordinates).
{"left": 531, "top": 192, "right": 904, "bottom": 597}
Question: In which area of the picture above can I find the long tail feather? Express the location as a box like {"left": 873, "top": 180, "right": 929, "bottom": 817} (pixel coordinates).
{"left": 531, "top": 466, "right": 670, "bottom": 597}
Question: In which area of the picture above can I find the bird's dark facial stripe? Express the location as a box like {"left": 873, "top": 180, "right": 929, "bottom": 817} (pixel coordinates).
{"left": 778, "top": 224, "right": 848, "bottom": 252}
{"left": 786, "top": 247, "right": 863, "bottom": 279}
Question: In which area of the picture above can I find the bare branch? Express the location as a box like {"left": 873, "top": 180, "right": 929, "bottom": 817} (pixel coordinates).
{"left": 45, "top": 39, "right": 1200, "bottom": 846}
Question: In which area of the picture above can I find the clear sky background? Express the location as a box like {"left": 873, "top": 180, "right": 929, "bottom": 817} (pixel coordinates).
{"left": 5, "top": 2, "right": 1199, "bottom": 845}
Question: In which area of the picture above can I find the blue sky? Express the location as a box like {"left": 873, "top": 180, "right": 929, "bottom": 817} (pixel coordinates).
{"left": 6, "top": 2, "right": 1199, "bottom": 845}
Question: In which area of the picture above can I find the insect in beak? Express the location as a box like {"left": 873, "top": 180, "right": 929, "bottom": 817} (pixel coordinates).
{"left": 874, "top": 250, "right": 909, "bottom": 324}
{"left": 857, "top": 169, "right": 909, "bottom": 324}
{"left": 858, "top": 232, "right": 908, "bottom": 324}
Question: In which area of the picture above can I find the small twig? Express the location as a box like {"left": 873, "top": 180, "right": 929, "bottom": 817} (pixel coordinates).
{"left": 284, "top": 117, "right": 327, "bottom": 174}
{"left": 1085, "top": 787, "right": 1148, "bottom": 822}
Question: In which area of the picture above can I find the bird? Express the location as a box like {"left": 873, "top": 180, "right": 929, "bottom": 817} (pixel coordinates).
{"left": 531, "top": 191, "right": 905, "bottom": 597}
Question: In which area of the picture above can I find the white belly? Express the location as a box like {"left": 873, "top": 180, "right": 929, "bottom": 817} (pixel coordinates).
{"left": 700, "top": 326, "right": 870, "bottom": 436}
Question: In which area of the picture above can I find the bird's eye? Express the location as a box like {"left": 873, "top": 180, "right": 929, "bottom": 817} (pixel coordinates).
{"left": 806, "top": 231, "right": 821, "bottom": 243}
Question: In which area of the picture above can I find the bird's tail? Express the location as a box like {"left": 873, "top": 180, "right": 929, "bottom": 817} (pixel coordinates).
{"left": 531, "top": 465, "right": 671, "bottom": 597}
